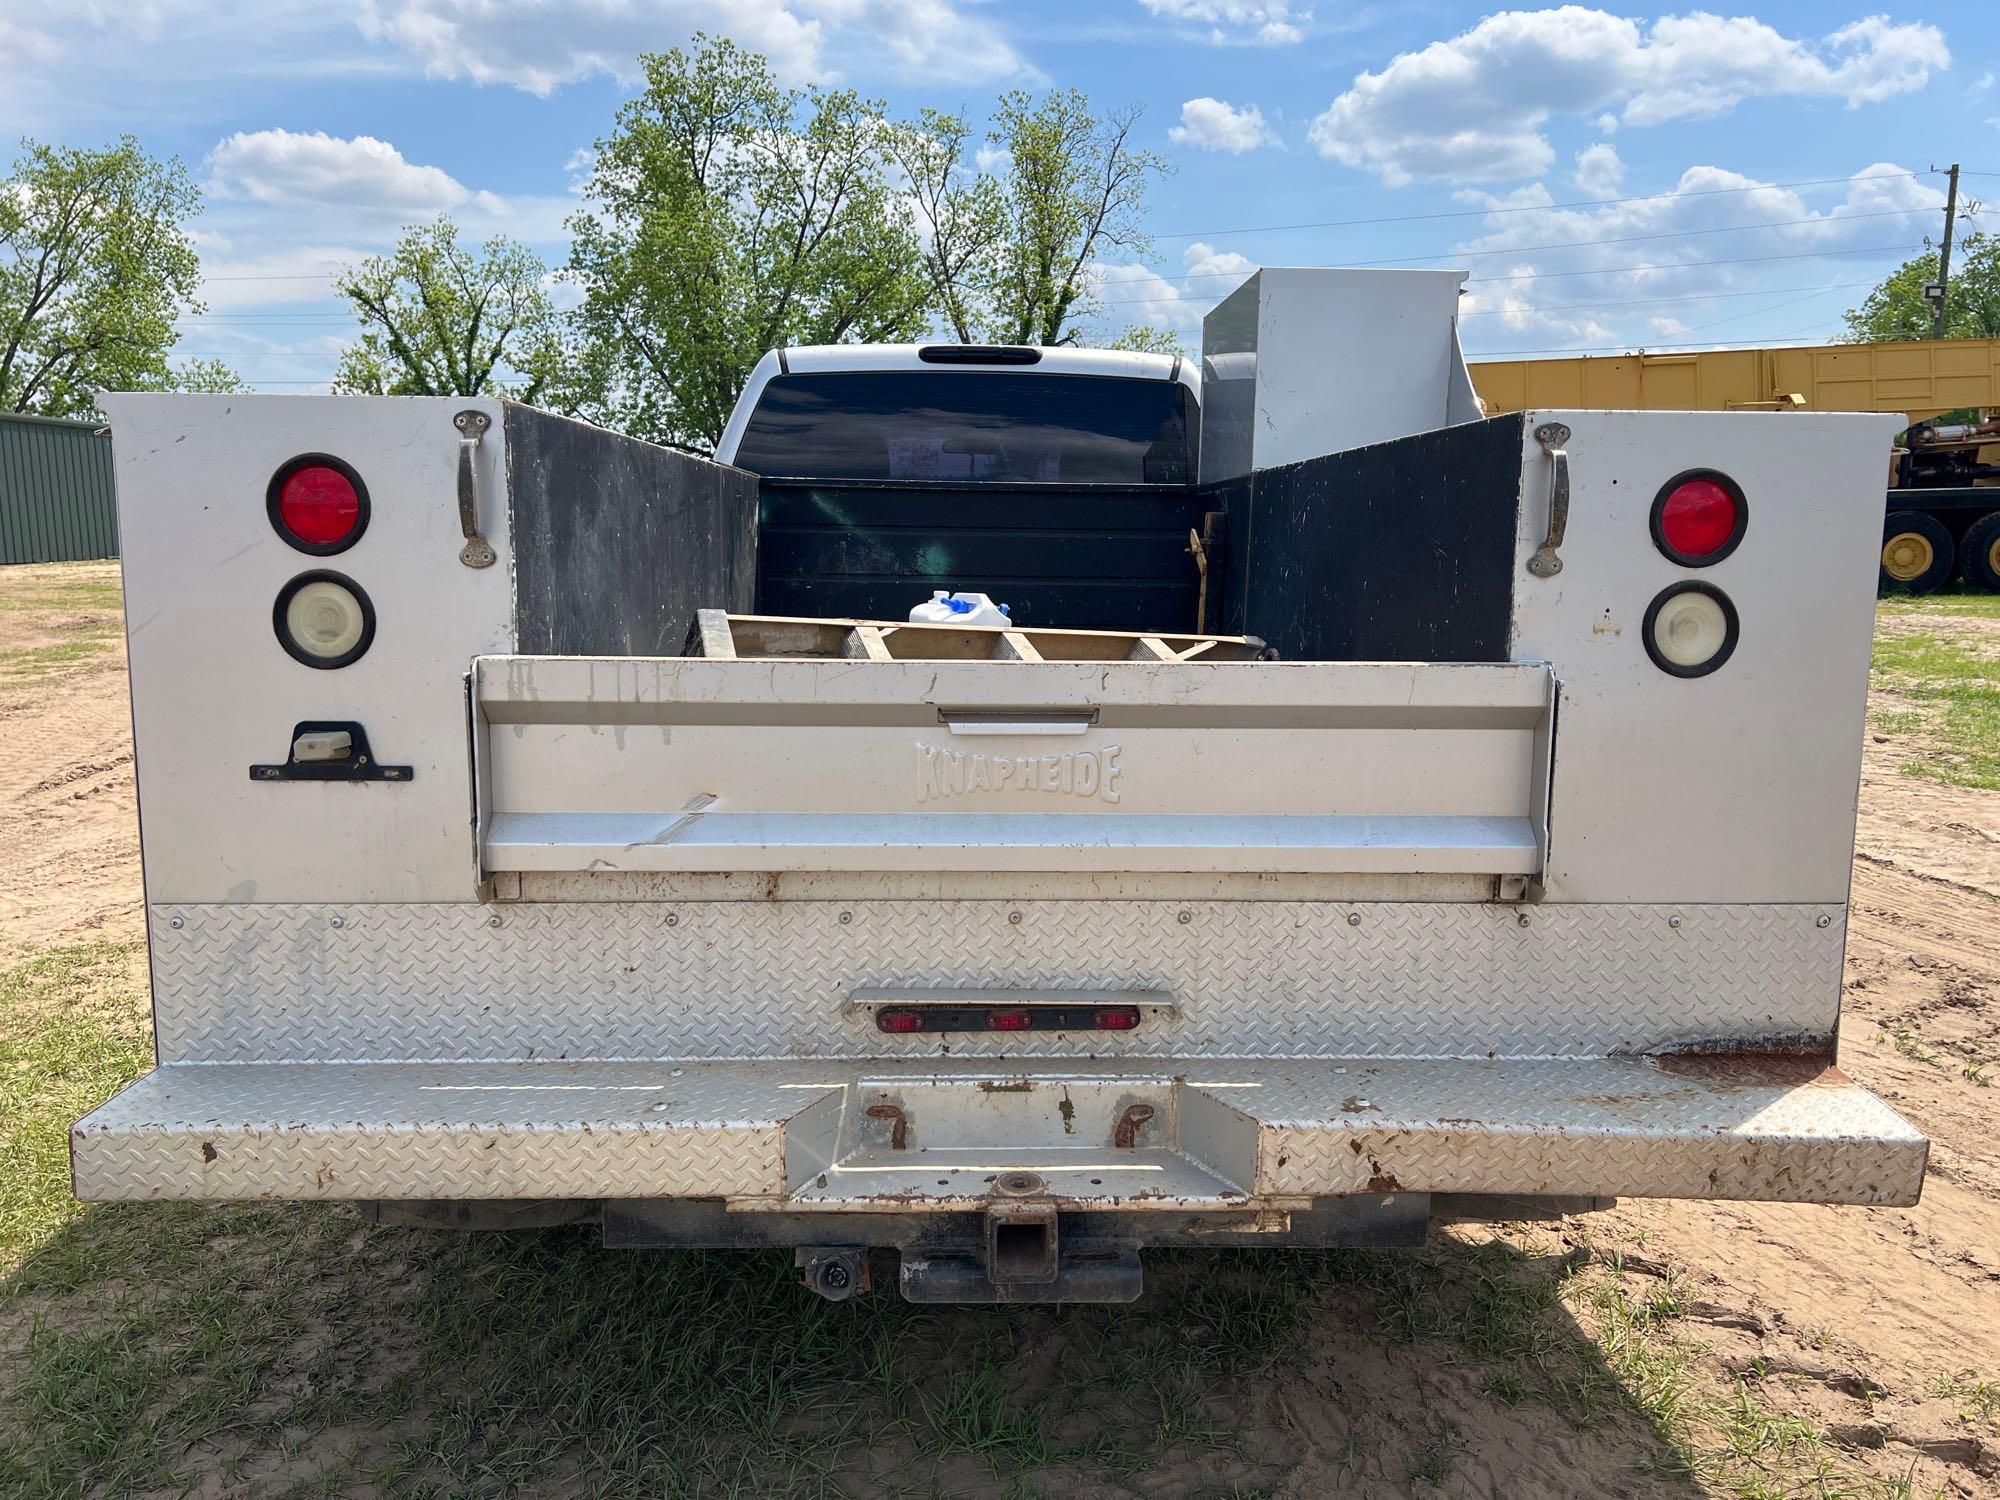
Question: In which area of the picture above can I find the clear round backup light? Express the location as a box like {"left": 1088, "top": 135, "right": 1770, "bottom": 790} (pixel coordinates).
{"left": 274, "top": 571, "right": 376, "bottom": 669}
{"left": 1642, "top": 582, "right": 1738, "bottom": 678}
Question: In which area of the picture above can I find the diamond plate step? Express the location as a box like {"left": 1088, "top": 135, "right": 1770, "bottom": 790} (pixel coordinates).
{"left": 72, "top": 1055, "right": 1926, "bottom": 1208}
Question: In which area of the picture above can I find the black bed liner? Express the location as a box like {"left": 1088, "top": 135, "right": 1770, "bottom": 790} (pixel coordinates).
{"left": 504, "top": 402, "right": 1526, "bottom": 665}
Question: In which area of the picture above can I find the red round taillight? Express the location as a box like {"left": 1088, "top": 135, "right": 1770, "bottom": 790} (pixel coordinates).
{"left": 1650, "top": 470, "right": 1746, "bottom": 566}
{"left": 268, "top": 455, "right": 369, "bottom": 554}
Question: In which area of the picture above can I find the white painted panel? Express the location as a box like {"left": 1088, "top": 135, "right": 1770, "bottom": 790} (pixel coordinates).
{"left": 1200, "top": 268, "right": 1471, "bottom": 482}
{"left": 1510, "top": 409, "right": 1903, "bottom": 904}
{"left": 489, "top": 725, "right": 1534, "bottom": 817}
{"left": 105, "top": 394, "right": 512, "bottom": 903}
{"left": 476, "top": 657, "right": 1551, "bottom": 874}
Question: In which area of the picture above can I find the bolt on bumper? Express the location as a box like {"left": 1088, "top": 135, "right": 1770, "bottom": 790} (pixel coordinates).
{"left": 73, "top": 1053, "right": 1926, "bottom": 1211}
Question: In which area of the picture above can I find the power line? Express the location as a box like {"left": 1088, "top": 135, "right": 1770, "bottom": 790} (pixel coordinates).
{"left": 182, "top": 277, "right": 1889, "bottom": 355}
{"left": 1325, "top": 207, "right": 1924, "bottom": 272}
{"left": 1464, "top": 240, "right": 1917, "bottom": 284}
{"left": 1466, "top": 318, "right": 1843, "bottom": 361}
{"left": 199, "top": 176, "right": 1936, "bottom": 290}
{"left": 1680, "top": 286, "right": 1847, "bottom": 333}
{"left": 1112, "top": 209, "right": 1929, "bottom": 295}
{"left": 200, "top": 267, "right": 345, "bottom": 282}
{"left": 1085, "top": 241, "right": 1920, "bottom": 310}
{"left": 1154, "top": 170, "right": 1933, "bottom": 241}
{"left": 1457, "top": 279, "right": 1872, "bottom": 319}
{"left": 233, "top": 311, "right": 1859, "bottom": 386}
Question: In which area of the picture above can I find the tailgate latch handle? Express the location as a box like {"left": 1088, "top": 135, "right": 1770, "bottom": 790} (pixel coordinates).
{"left": 454, "top": 409, "right": 496, "bottom": 569}
{"left": 1526, "top": 421, "right": 1571, "bottom": 579}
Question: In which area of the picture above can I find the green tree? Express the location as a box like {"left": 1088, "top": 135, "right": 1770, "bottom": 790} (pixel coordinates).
{"left": 978, "top": 91, "right": 1169, "bottom": 347}
{"left": 1106, "top": 324, "right": 1184, "bottom": 355}
{"left": 568, "top": 35, "right": 930, "bottom": 449}
{"left": 0, "top": 136, "right": 218, "bottom": 418}
{"left": 888, "top": 108, "right": 1005, "bottom": 345}
{"left": 1843, "top": 231, "right": 2000, "bottom": 342}
{"left": 172, "top": 357, "right": 248, "bottom": 394}
{"left": 332, "top": 216, "right": 575, "bottom": 405}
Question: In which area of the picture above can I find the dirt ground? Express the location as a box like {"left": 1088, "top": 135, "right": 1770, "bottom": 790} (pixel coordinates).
{"left": 2, "top": 559, "right": 1997, "bottom": 1497}
{"left": 0, "top": 564, "right": 139, "bottom": 969}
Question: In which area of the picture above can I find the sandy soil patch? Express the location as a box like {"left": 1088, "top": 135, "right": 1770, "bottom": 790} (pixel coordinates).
{"left": 0, "top": 563, "right": 142, "bottom": 967}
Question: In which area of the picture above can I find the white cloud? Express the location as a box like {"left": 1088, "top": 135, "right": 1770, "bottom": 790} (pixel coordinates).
{"left": 1572, "top": 142, "right": 1622, "bottom": 197}
{"left": 0, "top": 18, "right": 60, "bottom": 64}
{"left": 1451, "top": 161, "right": 1944, "bottom": 355}
{"left": 203, "top": 128, "right": 576, "bottom": 248}
{"left": 208, "top": 129, "right": 503, "bottom": 215}
{"left": 1309, "top": 9, "right": 1948, "bottom": 184}
{"left": 1137, "top": 0, "right": 1308, "bottom": 46}
{"left": 355, "top": 0, "right": 1032, "bottom": 94}
{"left": 1088, "top": 241, "right": 1258, "bottom": 344}
{"left": 1168, "top": 97, "right": 1279, "bottom": 153}
{"left": 975, "top": 144, "right": 1013, "bottom": 177}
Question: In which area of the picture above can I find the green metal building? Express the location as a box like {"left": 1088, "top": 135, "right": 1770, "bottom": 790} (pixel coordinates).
{"left": 0, "top": 411, "right": 118, "bottom": 565}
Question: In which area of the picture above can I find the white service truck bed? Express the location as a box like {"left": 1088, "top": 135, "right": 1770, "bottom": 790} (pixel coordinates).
{"left": 76, "top": 336, "right": 1924, "bottom": 1300}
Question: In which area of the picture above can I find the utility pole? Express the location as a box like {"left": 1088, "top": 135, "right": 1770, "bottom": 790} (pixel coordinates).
{"left": 1930, "top": 162, "right": 1960, "bottom": 341}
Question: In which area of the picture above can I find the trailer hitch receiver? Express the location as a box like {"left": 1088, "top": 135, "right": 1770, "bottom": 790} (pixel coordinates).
{"left": 986, "top": 1199, "right": 1060, "bottom": 1286}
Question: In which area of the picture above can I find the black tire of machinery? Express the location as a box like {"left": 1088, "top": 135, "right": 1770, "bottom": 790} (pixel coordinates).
{"left": 1880, "top": 510, "right": 1956, "bottom": 594}
{"left": 1956, "top": 510, "right": 2000, "bottom": 592}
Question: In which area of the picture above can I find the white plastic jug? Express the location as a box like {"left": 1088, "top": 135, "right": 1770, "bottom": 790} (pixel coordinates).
{"left": 907, "top": 591, "right": 1011, "bottom": 627}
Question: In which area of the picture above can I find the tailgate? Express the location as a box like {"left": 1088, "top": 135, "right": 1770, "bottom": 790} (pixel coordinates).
{"left": 474, "top": 656, "right": 1553, "bottom": 875}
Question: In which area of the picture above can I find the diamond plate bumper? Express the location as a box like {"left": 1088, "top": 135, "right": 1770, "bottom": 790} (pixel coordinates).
{"left": 72, "top": 1055, "right": 1926, "bottom": 1209}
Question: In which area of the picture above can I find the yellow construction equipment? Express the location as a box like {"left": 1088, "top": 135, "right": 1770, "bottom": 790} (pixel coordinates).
{"left": 1471, "top": 336, "right": 2000, "bottom": 425}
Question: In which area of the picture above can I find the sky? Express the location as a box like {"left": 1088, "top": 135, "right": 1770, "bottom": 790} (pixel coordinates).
{"left": 3, "top": 0, "right": 1996, "bottom": 393}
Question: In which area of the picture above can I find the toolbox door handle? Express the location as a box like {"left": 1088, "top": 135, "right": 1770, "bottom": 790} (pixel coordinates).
{"left": 1526, "top": 421, "right": 1570, "bottom": 579}
{"left": 938, "top": 710, "right": 1099, "bottom": 736}
{"left": 454, "top": 409, "right": 496, "bottom": 569}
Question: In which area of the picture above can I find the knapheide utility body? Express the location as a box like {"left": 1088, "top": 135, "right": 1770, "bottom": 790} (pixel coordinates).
{"left": 74, "top": 268, "right": 1926, "bottom": 1303}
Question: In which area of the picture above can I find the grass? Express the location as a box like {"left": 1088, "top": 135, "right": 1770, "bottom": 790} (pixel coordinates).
{"left": 0, "top": 564, "right": 123, "bottom": 617}
{"left": 1868, "top": 620, "right": 2000, "bottom": 791}
{"left": 1927, "top": 1371, "right": 2000, "bottom": 1427}
{"left": 3, "top": 565, "right": 1988, "bottom": 1495}
{"left": 1876, "top": 593, "right": 2000, "bottom": 622}
{"left": 0, "top": 939, "right": 1950, "bottom": 1499}
{"left": 1877, "top": 1023, "right": 1998, "bottom": 1087}
{"left": 0, "top": 943, "right": 152, "bottom": 1266}
{"left": 0, "top": 639, "right": 115, "bottom": 680}
{"left": 0, "top": 562, "right": 123, "bottom": 682}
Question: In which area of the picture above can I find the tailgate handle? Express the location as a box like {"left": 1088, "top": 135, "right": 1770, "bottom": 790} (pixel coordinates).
{"left": 454, "top": 409, "right": 496, "bottom": 569}
{"left": 1526, "top": 421, "right": 1570, "bottom": 579}
{"left": 939, "top": 710, "right": 1098, "bottom": 736}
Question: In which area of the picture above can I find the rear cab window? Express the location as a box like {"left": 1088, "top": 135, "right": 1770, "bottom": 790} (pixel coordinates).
{"left": 732, "top": 371, "right": 1197, "bottom": 486}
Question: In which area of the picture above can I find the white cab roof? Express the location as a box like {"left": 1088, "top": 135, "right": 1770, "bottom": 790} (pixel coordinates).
{"left": 716, "top": 344, "right": 1197, "bottom": 465}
